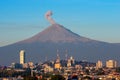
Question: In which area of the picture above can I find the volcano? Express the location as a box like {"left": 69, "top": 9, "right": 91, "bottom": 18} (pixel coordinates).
{"left": 0, "top": 24, "right": 120, "bottom": 65}
{"left": 20, "top": 24, "right": 94, "bottom": 43}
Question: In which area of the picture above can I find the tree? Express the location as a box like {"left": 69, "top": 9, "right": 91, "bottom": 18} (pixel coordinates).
{"left": 85, "top": 69, "right": 90, "bottom": 75}
{"left": 82, "top": 76, "right": 92, "bottom": 80}
{"left": 23, "top": 76, "right": 38, "bottom": 80}
{"left": 116, "top": 67, "right": 120, "bottom": 73}
{"left": 96, "top": 68, "right": 105, "bottom": 75}
{"left": 51, "top": 75, "right": 65, "bottom": 80}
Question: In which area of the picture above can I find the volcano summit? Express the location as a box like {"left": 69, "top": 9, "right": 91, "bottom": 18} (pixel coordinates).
{"left": 20, "top": 24, "right": 93, "bottom": 43}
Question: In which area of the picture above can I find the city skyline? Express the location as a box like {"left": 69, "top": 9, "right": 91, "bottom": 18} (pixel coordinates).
{"left": 0, "top": 0, "right": 120, "bottom": 46}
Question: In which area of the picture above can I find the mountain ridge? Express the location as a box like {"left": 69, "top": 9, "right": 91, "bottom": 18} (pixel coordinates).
{"left": 0, "top": 24, "right": 120, "bottom": 65}
{"left": 19, "top": 24, "right": 97, "bottom": 43}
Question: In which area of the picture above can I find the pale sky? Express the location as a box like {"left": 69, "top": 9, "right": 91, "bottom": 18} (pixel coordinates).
{"left": 0, "top": 0, "right": 120, "bottom": 47}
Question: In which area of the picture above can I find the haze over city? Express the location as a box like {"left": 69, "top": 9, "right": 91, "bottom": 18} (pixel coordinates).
{"left": 0, "top": 0, "right": 120, "bottom": 47}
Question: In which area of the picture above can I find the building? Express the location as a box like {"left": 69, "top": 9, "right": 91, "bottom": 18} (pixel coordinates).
{"left": 106, "top": 60, "right": 117, "bottom": 68}
{"left": 11, "top": 63, "right": 22, "bottom": 69}
{"left": 20, "top": 50, "right": 25, "bottom": 64}
{"left": 28, "top": 62, "right": 34, "bottom": 68}
{"left": 70, "top": 56, "right": 75, "bottom": 66}
{"left": 54, "top": 54, "right": 61, "bottom": 69}
{"left": 67, "top": 59, "right": 71, "bottom": 67}
{"left": 43, "top": 64, "right": 53, "bottom": 73}
{"left": 96, "top": 60, "right": 103, "bottom": 69}
{"left": 67, "top": 56, "right": 75, "bottom": 67}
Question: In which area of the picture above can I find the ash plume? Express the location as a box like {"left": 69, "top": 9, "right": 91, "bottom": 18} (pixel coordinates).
{"left": 45, "top": 11, "right": 56, "bottom": 24}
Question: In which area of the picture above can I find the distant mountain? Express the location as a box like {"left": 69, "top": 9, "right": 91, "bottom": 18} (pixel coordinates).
{"left": 0, "top": 24, "right": 120, "bottom": 65}
{"left": 20, "top": 24, "right": 93, "bottom": 43}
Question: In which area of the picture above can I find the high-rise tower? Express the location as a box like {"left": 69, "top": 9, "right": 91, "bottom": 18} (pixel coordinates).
{"left": 20, "top": 50, "right": 25, "bottom": 64}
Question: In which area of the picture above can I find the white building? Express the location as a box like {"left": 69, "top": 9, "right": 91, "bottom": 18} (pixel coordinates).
{"left": 106, "top": 60, "right": 117, "bottom": 68}
{"left": 96, "top": 60, "right": 103, "bottom": 69}
{"left": 20, "top": 50, "right": 25, "bottom": 64}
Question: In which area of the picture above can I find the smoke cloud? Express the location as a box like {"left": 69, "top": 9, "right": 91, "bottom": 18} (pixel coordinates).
{"left": 45, "top": 11, "right": 56, "bottom": 24}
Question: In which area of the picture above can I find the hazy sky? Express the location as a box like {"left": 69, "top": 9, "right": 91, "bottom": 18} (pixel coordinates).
{"left": 0, "top": 0, "right": 120, "bottom": 46}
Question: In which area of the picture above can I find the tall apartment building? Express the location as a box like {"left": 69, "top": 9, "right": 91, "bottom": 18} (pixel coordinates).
{"left": 20, "top": 50, "right": 25, "bottom": 64}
